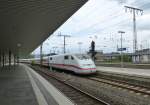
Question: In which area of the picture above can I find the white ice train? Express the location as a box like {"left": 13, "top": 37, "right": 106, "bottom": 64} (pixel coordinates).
{"left": 21, "top": 54, "right": 97, "bottom": 74}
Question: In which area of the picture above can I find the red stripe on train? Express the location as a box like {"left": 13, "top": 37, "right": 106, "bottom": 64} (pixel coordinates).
{"left": 50, "top": 63, "right": 96, "bottom": 70}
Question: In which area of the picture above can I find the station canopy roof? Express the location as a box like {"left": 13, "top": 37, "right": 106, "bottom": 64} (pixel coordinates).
{"left": 0, "top": 0, "right": 88, "bottom": 55}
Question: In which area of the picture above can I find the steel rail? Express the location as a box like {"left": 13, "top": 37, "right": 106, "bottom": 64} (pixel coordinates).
{"left": 38, "top": 69, "right": 110, "bottom": 105}
{"left": 88, "top": 77, "right": 150, "bottom": 96}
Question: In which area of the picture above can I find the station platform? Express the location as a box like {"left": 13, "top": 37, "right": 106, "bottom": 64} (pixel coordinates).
{"left": 97, "top": 66, "right": 150, "bottom": 78}
{"left": 0, "top": 64, "right": 74, "bottom": 105}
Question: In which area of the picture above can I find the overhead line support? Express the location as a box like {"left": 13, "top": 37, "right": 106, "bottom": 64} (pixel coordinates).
{"left": 124, "top": 6, "right": 143, "bottom": 53}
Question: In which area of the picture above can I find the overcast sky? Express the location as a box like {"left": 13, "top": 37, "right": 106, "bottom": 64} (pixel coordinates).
{"left": 33, "top": 0, "right": 150, "bottom": 55}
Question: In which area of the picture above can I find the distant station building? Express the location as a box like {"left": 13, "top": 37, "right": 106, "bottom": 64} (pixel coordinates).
{"left": 94, "top": 52, "right": 121, "bottom": 62}
{"left": 132, "top": 49, "right": 150, "bottom": 63}
{"left": 88, "top": 50, "right": 132, "bottom": 62}
{"left": 102, "top": 52, "right": 121, "bottom": 62}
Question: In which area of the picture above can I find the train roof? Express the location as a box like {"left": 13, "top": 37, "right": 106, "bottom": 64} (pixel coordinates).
{"left": 48, "top": 53, "right": 88, "bottom": 57}
{"left": 21, "top": 53, "right": 89, "bottom": 60}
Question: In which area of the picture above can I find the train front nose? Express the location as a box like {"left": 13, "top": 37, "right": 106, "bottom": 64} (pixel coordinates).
{"left": 80, "top": 64, "right": 97, "bottom": 73}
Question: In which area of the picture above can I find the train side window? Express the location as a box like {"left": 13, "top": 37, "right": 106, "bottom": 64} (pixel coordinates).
{"left": 64, "top": 56, "right": 69, "bottom": 60}
{"left": 50, "top": 57, "right": 52, "bottom": 60}
{"left": 71, "top": 56, "right": 74, "bottom": 60}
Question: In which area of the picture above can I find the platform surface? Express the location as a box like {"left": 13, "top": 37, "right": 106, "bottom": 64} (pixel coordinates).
{"left": 0, "top": 65, "right": 38, "bottom": 105}
{"left": 97, "top": 66, "right": 150, "bottom": 78}
{"left": 0, "top": 64, "right": 74, "bottom": 105}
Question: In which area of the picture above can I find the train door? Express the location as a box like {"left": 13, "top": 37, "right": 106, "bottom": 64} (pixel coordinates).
{"left": 48, "top": 57, "right": 50, "bottom": 67}
{"left": 70, "top": 56, "right": 75, "bottom": 65}
{"left": 64, "top": 55, "right": 70, "bottom": 70}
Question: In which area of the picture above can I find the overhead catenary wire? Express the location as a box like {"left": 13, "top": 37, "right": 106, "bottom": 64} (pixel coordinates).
{"left": 38, "top": 0, "right": 149, "bottom": 54}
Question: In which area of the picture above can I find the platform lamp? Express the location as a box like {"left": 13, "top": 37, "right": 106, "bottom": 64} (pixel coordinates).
{"left": 118, "top": 31, "right": 125, "bottom": 68}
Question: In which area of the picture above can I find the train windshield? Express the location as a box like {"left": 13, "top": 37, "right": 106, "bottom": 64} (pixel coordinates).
{"left": 75, "top": 54, "right": 90, "bottom": 60}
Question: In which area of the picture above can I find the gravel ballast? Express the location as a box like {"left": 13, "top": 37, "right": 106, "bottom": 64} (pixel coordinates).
{"left": 31, "top": 65, "right": 150, "bottom": 105}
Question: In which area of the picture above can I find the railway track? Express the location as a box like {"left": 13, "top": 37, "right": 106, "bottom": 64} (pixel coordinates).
{"left": 88, "top": 76, "right": 150, "bottom": 97}
{"left": 35, "top": 69, "right": 110, "bottom": 105}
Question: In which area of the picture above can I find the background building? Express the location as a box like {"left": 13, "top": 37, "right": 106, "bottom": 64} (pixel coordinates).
{"left": 132, "top": 49, "right": 150, "bottom": 63}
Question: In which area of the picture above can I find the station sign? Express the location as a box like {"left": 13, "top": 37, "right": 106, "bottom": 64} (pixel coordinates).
{"left": 117, "top": 48, "right": 126, "bottom": 51}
